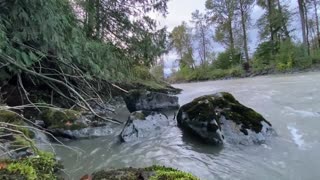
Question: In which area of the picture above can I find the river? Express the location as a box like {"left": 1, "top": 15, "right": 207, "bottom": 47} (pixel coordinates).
{"left": 55, "top": 72, "right": 320, "bottom": 180}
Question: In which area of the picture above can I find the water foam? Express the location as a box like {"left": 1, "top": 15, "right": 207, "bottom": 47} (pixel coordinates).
{"left": 284, "top": 106, "right": 319, "bottom": 118}
{"left": 287, "top": 126, "right": 305, "bottom": 150}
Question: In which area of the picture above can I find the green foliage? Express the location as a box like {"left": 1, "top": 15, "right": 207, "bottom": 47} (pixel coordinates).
{"left": 0, "top": 0, "right": 168, "bottom": 87}
{"left": 205, "top": 0, "right": 237, "bottom": 50}
{"left": 150, "top": 64, "right": 165, "bottom": 80}
{"left": 132, "top": 66, "right": 154, "bottom": 80}
{"left": 148, "top": 166, "right": 198, "bottom": 180}
{"left": 169, "top": 64, "right": 245, "bottom": 82}
{"left": 170, "top": 22, "right": 195, "bottom": 68}
{"left": 170, "top": 66, "right": 194, "bottom": 82}
{"left": 6, "top": 151, "right": 58, "bottom": 180}
{"left": 1, "top": 0, "right": 77, "bottom": 69}
{"left": 26, "top": 151, "right": 57, "bottom": 179}
{"left": 253, "top": 40, "right": 313, "bottom": 72}
{"left": 292, "top": 44, "right": 312, "bottom": 68}
{"left": 253, "top": 41, "right": 277, "bottom": 68}
{"left": 310, "top": 48, "right": 320, "bottom": 64}
{"left": 7, "top": 162, "right": 37, "bottom": 180}
{"left": 256, "top": 0, "right": 291, "bottom": 41}
{"left": 275, "top": 40, "right": 294, "bottom": 71}
{"left": 92, "top": 165, "right": 198, "bottom": 180}
{"left": 213, "top": 49, "right": 241, "bottom": 69}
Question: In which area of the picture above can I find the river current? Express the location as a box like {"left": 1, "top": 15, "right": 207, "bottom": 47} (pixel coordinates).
{"left": 54, "top": 72, "right": 320, "bottom": 180}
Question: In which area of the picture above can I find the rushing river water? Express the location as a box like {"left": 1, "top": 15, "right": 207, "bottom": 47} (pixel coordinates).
{"left": 55, "top": 72, "right": 320, "bottom": 180}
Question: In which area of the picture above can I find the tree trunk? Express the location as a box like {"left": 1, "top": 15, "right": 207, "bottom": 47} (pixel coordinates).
{"left": 95, "top": 0, "right": 101, "bottom": 39}
{"left": 304, "top": 1, "right": 311, "bottom": 55}
{"left": 201, "top": 23, "right": 207, "bottom": 65}
{"left": 313, "top": 0, "right": 320, "bottom": 48}
{"left": 298, "top": 0, "right": 308, "bottom": 47}
{"left": 228, "top": 19, "right": 235, "bottom": 60}
{"left": 240, "top": 0, "right": 249, "bottom": 62}
{"left": 267, "top": 0, "right": 275, "bottom": 42}
{"left": 276, "top": 0, "right": 290, "bottom": 39}
{"left": 85, "top": 0, "right": 96, "bottom": 38}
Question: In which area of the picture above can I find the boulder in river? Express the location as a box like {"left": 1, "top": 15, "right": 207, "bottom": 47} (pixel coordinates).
{"left": 40, "top": 108, "right": 117, "bottom": 139}
{"left": 89, "top": 165, "right": 198, "bottom": 180}
{"left": 120, "top": 111, "right": 170, "bottom": 142}
{"left": 123, "top": 90, "right": 179, "bottom": 112}
{"left": 177, "top": 92, "right": 274, "bottom": 145}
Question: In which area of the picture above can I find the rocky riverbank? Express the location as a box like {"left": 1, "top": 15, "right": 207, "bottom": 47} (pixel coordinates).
{"left": 0, "top": 85, "right": 183, "bottom": 179}
{"left": 0, "top": 84, "right": 275, "bottom": 179}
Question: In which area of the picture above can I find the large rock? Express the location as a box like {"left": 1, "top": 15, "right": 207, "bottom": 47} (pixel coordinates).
{"left": 40, "top": 108, "right": 118, "bottom": 139}
{"left": 120, "top": 111, "right": 170, "bottom": 142}
{"left": 177, "top": 92, "right": 274, "bottom": 145}
{"left": 123, "top": 90, "right": 179, "bottom": 112}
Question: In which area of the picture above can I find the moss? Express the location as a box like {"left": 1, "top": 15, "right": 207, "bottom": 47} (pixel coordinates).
{"left": 1, "top": 151, "right": 58, "bottom": 180}
{"left": 41, "top": 108, "right": 81, "bottom": 129}
{"left": 220, "top": 92, "right": 237, "bottom": 103}
{"left": 179, "top": 92, "right": 271, "bottom": 134}
{"left": 92, "top": 166, "right": 198, "bottom": 180}
{"left": 7, "top": 162, "right": 37, "bottom": 180}
{"left": 148, "top": 166, "right": 198, "bottom": 180}
{"left": 0, "top": 109, "right": 35, "bottom": 139}
{"left": 92, "top": 168, "right": 140, "bottom": 180}
{"left": 9, "top": 135, "right": 32, "bottom": 149}
{"left": 0, "top": 110, "right": 21, "bottom": 123}
{"left": 0, "top": 169, "right": 26, "bottom": 180}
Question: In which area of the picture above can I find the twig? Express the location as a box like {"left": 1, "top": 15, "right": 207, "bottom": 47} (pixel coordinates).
{"left": 3, "top": 53, "right": 122, "bottom": 124}
{"left": 112, "top": 83, "right": 129, "bottom": 93}
{"left": 0, "top": 126, "right": 38, "bottom": 153}
{"left": 0, "top": 122, "right": 82, "bottom": 154}
{"left": 0, "top": 62, "right": 9, "bottom": 69}
{"left": 0, "top": 146, "right": 30, "bottom": 157}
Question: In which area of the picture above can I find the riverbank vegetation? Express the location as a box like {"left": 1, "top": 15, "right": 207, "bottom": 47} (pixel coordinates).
{"left": 0, "top": 0, "right": 174, "bottom": 178}
{"left": 0, "top": 0, "right": 171, "bottom": 108}
{"left": 168, "top": 0, "right": 320, "bottom": 83}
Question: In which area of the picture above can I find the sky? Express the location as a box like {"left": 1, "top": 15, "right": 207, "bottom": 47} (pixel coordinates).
{"left": 154, "top": 0, "right": 301, "bottom": 75}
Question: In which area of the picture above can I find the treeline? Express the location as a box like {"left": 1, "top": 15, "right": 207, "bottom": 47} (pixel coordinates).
{"left": 0, "top": 0, "right": 170, "bottom": 107}
{"left": 168, "top": 0, "right": 320, "bottom": 82}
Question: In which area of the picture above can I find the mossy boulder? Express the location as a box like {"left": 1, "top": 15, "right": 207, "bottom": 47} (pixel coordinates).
{"left": 90, "top": 165, "right": 198, "bottom": 180}
{"left": 120, "top": 111, "right": 170, "bottom": 142}
{"left": 40, "top": 108, "right": 119, "bottom": 139}
{"left": 177, "top": 92, "right": 274, "bottom": 145}
{"left": 123, "top": 90, "right": 179, "bottom": 112}
{"left": 40, "top": 108, "right": 85, "bottom": 130}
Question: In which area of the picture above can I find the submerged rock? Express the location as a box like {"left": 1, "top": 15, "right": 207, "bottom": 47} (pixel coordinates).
{"left": 52, "top": 124, "right": 115, "bottom": 139}
{"left": 90, "top": 165, "right": 198, "bottom": 180}
{"left": 123, "top": 90, "right": 179, "bottom": 112}
{"left": 177, "top": 92, "right": 274, "bottom": 145}
{"left": 120, "top": 111, "right": 170, "bottom": 142}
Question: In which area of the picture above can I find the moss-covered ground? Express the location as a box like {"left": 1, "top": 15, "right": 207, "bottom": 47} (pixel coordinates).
{"left": 92, "top": 165, "right": 198, "bottom": 180}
